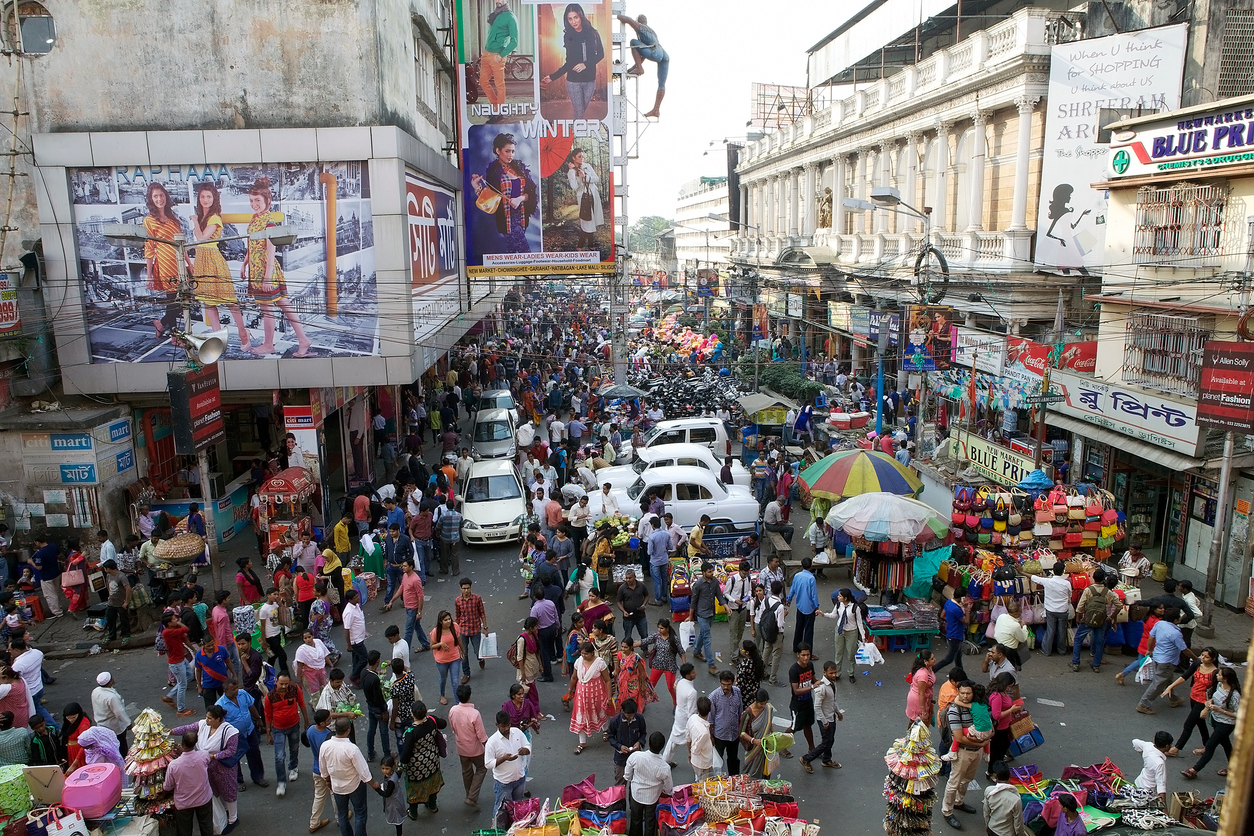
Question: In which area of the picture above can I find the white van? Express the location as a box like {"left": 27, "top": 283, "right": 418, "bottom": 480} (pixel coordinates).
{"left": 638, "top": 418, "right": 730, "bottom": 456}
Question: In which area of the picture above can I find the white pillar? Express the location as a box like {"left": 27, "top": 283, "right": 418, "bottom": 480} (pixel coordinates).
{"left": 755, "top": 181, "right": 765, "bottom": 235}
{"left": 876, "top": 142, "right": 892, "bottom": 234}
{"left": 833, "top": 156, "right": 847, "bottom": 233}
{"left": 931, "top": 122, "right": 952, "bottom": 233}
{"left": 773, "top": 175, "right": 784, "bottom": 237}
{"left": 1009, "top": 96, "right": 1039, "bottom": 231}
{"left": 787, "top": 169, "right": 800, "bottom": 238}
{"left": 740, "top": 183, "right": 749, "bottom": 230}
{"left": 904, "top": 132, "right": 920, "bottom": 233}
{"left": 966, "top": 111, "right": 988, "bottom": 232}
{"left": 803, "top": 163, "right": 818, "bottom": 236}
{"left": 854, "top": 150, "right": 867, "bottom": 234}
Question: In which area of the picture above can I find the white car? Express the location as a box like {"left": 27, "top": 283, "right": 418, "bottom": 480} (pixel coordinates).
{"left": 611, "top": 465, "right": 759, "bottom": 534}
{"left": 479, "top": 389, "right": 519, "bottom": 425}
{"left": 586, "top": 443, "right": 749, "bottom": 491}
{"left": 458, "top": 459, "right": 528, "bottom": 545}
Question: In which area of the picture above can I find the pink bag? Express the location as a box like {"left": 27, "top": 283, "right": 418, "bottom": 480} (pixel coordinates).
{"left": 561, "top": 774, "right": 598, "bottom": 807}
{"left": 590, "top": 784, "right": 627, "bottom": 807}
{"left": 984, "top": 602, "right": 1008, "bottom": 640}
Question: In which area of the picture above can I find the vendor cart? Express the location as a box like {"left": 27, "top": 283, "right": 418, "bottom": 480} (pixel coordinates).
{"left": 258, "top": 466, "right": 317, "bottom": 553}
{"left": 737, "top": 392, "right": 799, "bottom": 465}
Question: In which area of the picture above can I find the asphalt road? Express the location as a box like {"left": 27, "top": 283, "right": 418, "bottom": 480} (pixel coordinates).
{"left": 46, "top": 536, "right": 1233, "bottom": 836}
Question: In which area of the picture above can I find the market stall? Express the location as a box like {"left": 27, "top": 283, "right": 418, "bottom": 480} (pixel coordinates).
{"left": 257, "top": 466, "right": 317, "bottom": 553}
{"left": 737, "top": 393, "right": 798, "bottom": 464}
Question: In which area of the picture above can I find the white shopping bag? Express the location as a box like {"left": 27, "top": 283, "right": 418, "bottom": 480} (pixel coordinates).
{"left": 856, "top": 641, "right": 884, "bottom": 666}
{"left": 1134, "top": 658, "right": 1155, "bottom": 684}
{"left": 678, "top": 620, "right": 696, "bottom": 650}
{"left": 480, "top": 632, "right": 499, "bottom": 659}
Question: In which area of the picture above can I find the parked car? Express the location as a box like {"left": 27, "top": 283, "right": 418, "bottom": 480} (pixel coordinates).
{"left": 609, "top": 465, "right": 758, "bottom": 534}
{"left": 471, "top": 408, "right": 517, "bottom": 459}
{"left": 478, "top": 389, "right": 519, "bottom": 424}
{"left": 638, "top": 418, "right": 731, "bottom": 456}
{"left": 585, "top": 442, "right": 749, "bottom": 491}
{"left": 458, "top": 458, "right": 527, "bottom": 545}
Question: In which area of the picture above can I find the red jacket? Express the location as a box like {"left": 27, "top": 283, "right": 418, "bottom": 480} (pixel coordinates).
{"left": 264, "top": 686, "right": 305, "bottom": 730}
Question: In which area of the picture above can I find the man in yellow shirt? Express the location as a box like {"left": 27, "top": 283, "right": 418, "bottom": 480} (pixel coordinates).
{"left": 333, "top": 511, "right": 353, "bottom": 562}
{"left": 688, "top": 515, "right": 712, "bottom": 561}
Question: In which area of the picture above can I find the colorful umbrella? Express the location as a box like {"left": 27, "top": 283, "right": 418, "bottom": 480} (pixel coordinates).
{"left": 798, "top": 449, "right": 922, "bottom": 501}
{"left": 824, "top": 492, "right": 950, "bottom": 543}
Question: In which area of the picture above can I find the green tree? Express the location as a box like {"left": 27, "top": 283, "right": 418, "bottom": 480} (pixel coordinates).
{"left": 628, "top": 215, "right": 673, "bottom": 255}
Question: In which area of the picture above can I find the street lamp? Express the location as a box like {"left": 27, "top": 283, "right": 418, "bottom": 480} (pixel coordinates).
{"left": 103, "top": 220, "right": 296, "bottom": 582}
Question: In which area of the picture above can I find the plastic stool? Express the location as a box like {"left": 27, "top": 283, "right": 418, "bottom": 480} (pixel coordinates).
{"left": 873, "top": 635, "right": 888, "bottom": 651}
{"left": 887, "top": 635, "right": 911, "bottom": 653}
{"left": 912, "top": 633, "right": 933, "bottom": 652}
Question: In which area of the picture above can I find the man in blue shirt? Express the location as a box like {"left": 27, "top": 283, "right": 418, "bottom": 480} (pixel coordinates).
{"left": 645, "top": 518, "right": 671, "bottom": 606}
{"left": 787, "top": 558, "right": 819, "bottom": 653}
{"left": 305, "top": 709, "right": 334, "bottom": 832}
{"left": 383, "top": 497, "right": 405, "bottom": 531}
{"left": 30, "top": 535, "right": 63, "bottom": 618}
{"left": 690, "top": 563, "right": 727, "bottom": 676}
{"left": 382, "top": 523, "right": 412, "bottom": 608}
{"left": 935, "top": 588, "right": 969, "bottom": 672}
{"left": 1138, "top": 610, "right": 1193, "bottom": 715}
{"left": 217, "top": 680, "right": 269, "bottom": 787}
{"left": 707, "top": 672, "right": 742, "bottom": 775}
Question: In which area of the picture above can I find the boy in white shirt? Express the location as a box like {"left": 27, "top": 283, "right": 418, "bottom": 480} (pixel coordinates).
{"left": 687, "top": 696, "right": 715, "bottom": 780}
{"left": 1132, "top": 733, "right": 1172, "bottom": 802}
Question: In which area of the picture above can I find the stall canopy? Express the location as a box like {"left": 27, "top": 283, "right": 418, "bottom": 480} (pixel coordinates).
{"left": 259, "top": 467, "right": 315, "bottom": 503}
{"left": 738, "top": 393, "right": 798, "bottom": 425}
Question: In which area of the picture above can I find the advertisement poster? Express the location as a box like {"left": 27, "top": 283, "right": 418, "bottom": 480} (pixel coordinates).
{"left": 0, "top": 273, "right": 19, "bottom": 336}
{"left": 953, "top": 327, "right": 1005, "bottom": 375}
{"left": 903, "top": 305, "right": 954, "bottom": 371}
{"left": 1196, "top": 340, "right": 1254, "bottom": 432}
{"left": 1034, "top": 24, "right": 1187, "bottom": 274}
{"left": 405, "top": 171, "right": 464, "bottom": 345}
{"left": 71, "top": 161, "right": 379, "bottom": 363}
{"left": 456, "top": 0, "right": 615, "bottom": 276}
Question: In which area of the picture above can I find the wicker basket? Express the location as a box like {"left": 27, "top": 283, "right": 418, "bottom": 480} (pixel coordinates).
{"left": 153, "top": 533, "right": 206, "bottom": 564}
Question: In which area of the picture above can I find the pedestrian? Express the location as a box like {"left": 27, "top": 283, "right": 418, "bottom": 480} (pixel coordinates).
{"left": 1030, "top": 563, "right": 1074, "bottom": 657}
{"left": 380, "top": 524, "right": 410, "bottom": 609}
{"left": 193, "top": 632, "right": 231, "bottom": 711}
{"left": 1137, "top": 609, "right": 1193, "bottom": 716}
{"left": 751, "top": 582, "right": 786, "bottom": 685}
{"left": 454, "top": 578, "right": 488, "bottom": 682}
{"left": 983, "top": 761, "right": 1026, "bottom": 836}
{"left": 294, "top": 631, "right": 332, "bottom": 698}
{"left": 164, "top": 730, "right": 214, "bottom": 836}
{"left": 57, "top": 703, "right": 90, "bottom": 773}
{"left": 708, "top": 671, "right": 742, "bottom": 776}
{"left": 374, "top": 755, "right": 405, "bottom": 836}
{"left": 101, "top": 560, "right": 132, "bottom": 642}
{"left": 569, "top": 642, "right": 612, "bottom": 754}
{"left": 940, "top": 681, "right": 981, "bottom": 830}
{"left": 218, "top": 678, "right": 269, "bottom": 789}
{"left": 690, "top": 563, "right": 726, "bottom": 676}
{"left": 29, "top": 535, "right": 63, "bottom": 619}
{"left": 264, "top": 673, "right": 309, "bottom": 797}
{"left": 736, "top": 688, "right": 776, "bottom": 779}
{"left": 447, "top": 685, "right": 488, "bottom": 808}
{"left": 484, "top": 710, "right": 530, "bottom": 829}
{"left": 1117, "top": 601, "right": 1167, "bottom": 686}
{"left": 934, "top": 588, "right": 970, "bottom": 672}
{"left": 259, "top": 587, "right": 288, "bottom": 676}
{"left": 210, "top": 591, "right": 243, "bottom": 683}
{"left": 437, "top": 499, "right": 463, "bottom": 575}
{"left": 384, "top": 559, "right": 430, "bottom": 654}
{"left": 606, "top": 698, "right": 647, "bottom": 784}
{"left": 762, "top": 497, "right": 794, "bottom": 544}
{"left": 616, "top": 570, "right": 650, "bottom": 644}
{"left": 905, "top": 650, "right": 935, "bottom": 726}
{"left": 160, "top": 611, "right": 198, "bottom": 717}
{"left": 1132, "top": 731, "right": 1172, "bottom": 802}
{"left": 723, "top": 561, "right": 752, "bottom": 658}
{"left": 510, "top": 620, "right": 543, "bottom": 716}
{"left": 361, "top": 651, "right": 392, "bottom": 762}
{"left": 624, "top": 731, "right": 671, "bottom": 836}
{"left": 986, "top": 673, "right": 1020, "bottom": 772}
{"left": 398, "top": 702, "right": 447, "bottom": 816}
{"left": 1071, "top": 569, "right": 1119, "bottom": 673}
{"left": 981, "top": 644, "right": 1020, "bottom": 700}
{"left": 641, "top": 620, "right": 684, "bottom": 704}
{"left": 1053, "top": 795, "right": 1086, "bottom": 836}
{"left": 645, "top": 518, "right": 670, "bottom": 606}
{"left": 1181, "top": 665, "right": 1241, "bottom": 780}
{"left": 823, "top": 588, "right": 866, "bottom": 683}
{"left": 735, "top": 640, "right": 765, "bottom": 712}
{"left": 90, "top": 672, "right": 131, "bottom": 756}
{"left": 320, "top": 718, "right": 381, "bottom": 836}
{"left": 306, "top": 709, "right": 334, "bottom": 833}
{"left": 530, "top": 589, "right": 560, "bottom": 683}
{"left": 992, "top": 599, "right": 1029, "bottom": 670}
{"left": 661, "top": 663, "right": 698, "bottom": 765}
{"left": 1163, "top": 646, "right": 1219, "bottom": 757}
{"left": 688, "top": 696, "right": 715, "bottom": 780}
{"left": 788, "top": 558, "right": 818, "bottom": 653}
{"left": 170, "top": 707, "right": 241, "bottom": 835}
{"left": 342, "top": 590, "right": 368, "bottom": 688}
{"left": 430, "top": 611, "right": 465, "bottom": 704}
{"left": 800, "top": 661, "right": 844, "bottom": 773}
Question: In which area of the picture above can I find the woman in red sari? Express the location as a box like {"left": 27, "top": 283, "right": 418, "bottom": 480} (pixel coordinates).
{"left": 61, "top": 538, "right": 90, "bottom": 614}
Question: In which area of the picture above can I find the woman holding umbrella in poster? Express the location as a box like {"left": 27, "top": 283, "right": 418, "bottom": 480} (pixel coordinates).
{"left": 142, "top": 182, "right": 183, "bottom": 339}
{"left": 470, "top": 133, "right": 538, "bottom": 255}
{"left": 540, "top": 4, "right": 605, "bottom": 120}
{"left": 241, "top": 177, "right": 313, "bottom": 358}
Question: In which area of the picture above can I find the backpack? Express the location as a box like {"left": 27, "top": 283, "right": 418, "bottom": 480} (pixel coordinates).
{"left": 1082, "top": 589, "right": 1109, "bottom": 628}
{"left": 759, "top": 601, "right": 781, "bottom": 644}
{"left": 506, "top": 634, "right": 524, "bottom": 669}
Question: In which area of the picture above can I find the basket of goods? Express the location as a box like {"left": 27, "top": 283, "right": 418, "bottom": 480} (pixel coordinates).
{"left": 153, "top": 533, "right": 205, "bottom": 565}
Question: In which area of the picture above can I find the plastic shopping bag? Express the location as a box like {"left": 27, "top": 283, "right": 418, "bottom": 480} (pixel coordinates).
{"left": 480, "top": 632, "right": 499, "bottom": 659}
{"left": 1134, "top": 658, "right": 1154, "bottom": 685}
{"left": 679, "top": 620, "right": 696, "bottom": 650}
{"left": 856, "top": 641, "right": 884, "bottom": 667}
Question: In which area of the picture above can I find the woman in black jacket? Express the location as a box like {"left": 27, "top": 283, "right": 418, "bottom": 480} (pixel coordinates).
{"left": 541, "top": 4, "right": 605, "bottom": 119}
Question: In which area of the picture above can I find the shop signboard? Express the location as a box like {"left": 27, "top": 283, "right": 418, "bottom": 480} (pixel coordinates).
{"left": 168, "top": 365, "right": 225, "bottom": 455}
{"left": 1034, "top": 24, "right": 1188, "bottom": 274}
{"left": 455, "top": 0, "right": 615, "bottom": 276}
{"left": 1049, "top": 368, "right": 1202, "bottom": 456}
{"left": 953, "top": 434, "right": 1038, "bottom": 486}
{"left": 405, "top": 170, "right": 463, "bottom": 344}
{"left": 786, "top": 293, "right": 803, "bottom": 318}
{"left": 850, "top": 307, "right": 871, "bottom": 345}
{"left": 1108, "top": 99, "right": 1254, "bottom": 178}
{"left": 0, "top": 272, "right": 20, "bottom": 336}
{"left": 69, "top": 161, "right": 379, "bottom": 363}
{"left": 752, "top": 304, "right": 767, "bottom": 342}
{"left": 903, "top": 305, "right": 954, "bottom": 371}
{"left": 697, "top": 269, "right": 719, "bottom": 298}
{"left": 763, "top": 289, "right": 786, "bottom": 317}
{"left": 1196, "top": 339, "right": 1254, "bottom": 431}
{"left": 867, "top": 310, "right": 900, "bottom": 346}
{"left": 19, "top": 419, "right": 137, "bottom": 486}
{"left": 953, "top": 327, "right": 1005, "bottom": 375}
{"left": 827, "top": 301, "right": 851, "bottom": 332}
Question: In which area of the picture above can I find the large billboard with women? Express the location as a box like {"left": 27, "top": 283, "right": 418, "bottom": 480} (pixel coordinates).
{"left": 69, "top": 161, "right": 379, "bottom": 363}
{"left": 455, "top": 0, "right": 615, "bottom": 276}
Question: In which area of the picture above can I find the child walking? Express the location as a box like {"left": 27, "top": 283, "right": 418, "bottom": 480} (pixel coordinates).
{"left": 376, "top": 756, "right": 405, "bottom": 836}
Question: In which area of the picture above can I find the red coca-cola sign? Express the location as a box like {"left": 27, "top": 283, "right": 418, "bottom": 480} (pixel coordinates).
{"left": 1058, "top": 341, "right": 1097, "bottom": 373}
{"left": 1006, "top": 337, "right": 1050, "bottom": 378}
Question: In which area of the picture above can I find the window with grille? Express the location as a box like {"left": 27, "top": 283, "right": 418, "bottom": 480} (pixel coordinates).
{"left": 1218, "top": 10, "right": 1254, "bottom": 99}
{"left": 1132, "top": 183, "right": 1227, "bottom": 264}
{"left": 1123, "top": 311, "right": 1209, "bottom": 396}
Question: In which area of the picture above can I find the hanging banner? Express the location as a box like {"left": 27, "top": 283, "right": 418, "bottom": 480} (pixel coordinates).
{"left": 1197, "top": 340, "right": 1254, "bottom": 431}
{"left": 953, "top": 327, "right": 1005, "bottom": 375}
{"left": 1033, "top": 24, "right": 1187, "bottom": 274}
{"left": 903, "top": 305, "right": 954, "bottom": 371}
{"left": 752, "top": 303, "right": 768, "bottom": 341}
{"left": 456, "top": 0, "right": 615, "bottom": 276}
{"left": 406, "top": 170, "right": 464, "bottom": 345}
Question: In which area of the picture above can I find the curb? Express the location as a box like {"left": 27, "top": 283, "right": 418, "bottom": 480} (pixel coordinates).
{"left": 42, "top": 632, "right": 157, "bottom": 660}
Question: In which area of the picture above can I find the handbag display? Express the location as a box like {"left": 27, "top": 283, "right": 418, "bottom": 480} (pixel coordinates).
{"left": 25, "top": 806, "right": 88, "bottom": 836}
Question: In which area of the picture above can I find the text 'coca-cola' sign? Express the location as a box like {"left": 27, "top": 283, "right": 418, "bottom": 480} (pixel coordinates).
{"left": 168, "top": 365, "right": 225, "bottom": 455}
{"left": 1197, "top": 340, "right": 1254, "bottom": 432}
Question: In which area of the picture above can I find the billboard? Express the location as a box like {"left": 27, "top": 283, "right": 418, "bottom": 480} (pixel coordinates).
{"left": 168, "top": 366, "right": 225, "bottom": 455}
{"left": 1034, "top": 24, "right": 1187, "bottom": 274}
{"left": 456, "top": 0, "right": 614, "bottom": 276}
{"left": 1050, "top": 368, "right": 1202, "bottom": 456}
{"left": 1108, "top": 103, "right": 1254, "bottom": 179}
{"left": 0, "top": 273, "right": 19, "bottom": 336}
{"left": 406, "top": 171, "right": 463, "bottom": 344}
{"left": 903, "top": 305, "right": 954, "bottom": 371}
{"left": 71, "top": 162, "right": 378, "bottom": 363}
{"left": 953, "top": 327, "right": 1005, "bottom": 375}
{"left": 1196, "top": 340, "right": 1254, "bottom": 432}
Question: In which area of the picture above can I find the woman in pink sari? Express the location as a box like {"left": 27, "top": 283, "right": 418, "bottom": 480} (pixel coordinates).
{"left": 61, "top": 538, "right": 90, "bottom": 614}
